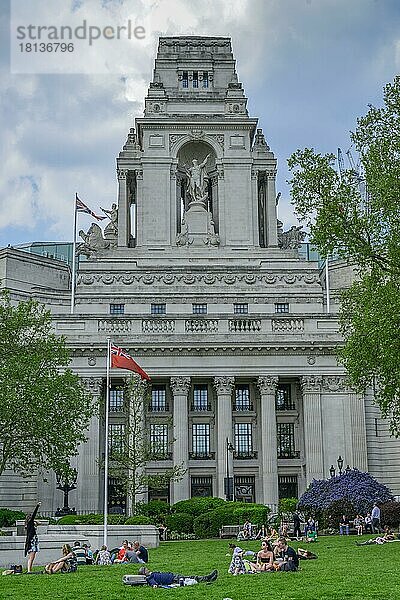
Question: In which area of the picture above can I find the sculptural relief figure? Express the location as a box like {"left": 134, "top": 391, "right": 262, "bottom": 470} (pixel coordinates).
{"left": 278, "top": 225, "right": 306, "bottom": 250}
{"left": 185, "top": 154, "right": 210, "bottom": 203}
{"left": 100, "top": 203, "right": 118, "bottom": 247}
{"left": 77, "top": 223, "right": 109, "bottom": 257}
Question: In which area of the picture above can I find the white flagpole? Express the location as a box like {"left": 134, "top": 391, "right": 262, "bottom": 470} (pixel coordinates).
{"left": 70, "top": 194, "right": 78, "bottom": 315}
{"left": 104, "top": 337, "right": 111, "bottom": 547}
{"left": 325, "top": 255, "right": 330, "bottom": 313}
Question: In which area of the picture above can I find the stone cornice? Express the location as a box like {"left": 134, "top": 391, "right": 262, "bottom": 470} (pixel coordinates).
{"left": 77, "top": 271, "right": 320, "bottom": 287}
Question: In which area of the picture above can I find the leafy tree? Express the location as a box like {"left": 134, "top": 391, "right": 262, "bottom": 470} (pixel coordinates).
{"left": 288, "top": 76, "right": 400, "bottom": 432}
{"left": 298, "top": 469, "right": 393, "bottom": 517}
{"left": 107, "top": 376, "right": 185, "bottom": 515}
{"left": 0, "top": 291, "right": 95, "bottom": 478}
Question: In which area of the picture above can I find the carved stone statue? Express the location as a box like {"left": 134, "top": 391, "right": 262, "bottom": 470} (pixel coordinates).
{"left": 185, "top": 154, "right": 210, "bottom": 203}
{"left": 100, "top": 203, "right": 118, "bottom": 247}
{"left": 176, "top": 216, "right": 190, "bottom": 246}
{"left": 278, "top": 225, "right": 306, "bottom": 250}
{"left": 77, "top": 223, "right": 110, "bottom": 257}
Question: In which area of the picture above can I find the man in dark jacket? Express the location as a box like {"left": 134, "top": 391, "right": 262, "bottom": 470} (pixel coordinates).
{"left": 274, "top": 537, "right": 299, "bottom": 571}
{"left": 138, "top": 567, "right": 218, "bottom": 587}
{"left": 293, "top": 512, "right": 302, "bottom": 539}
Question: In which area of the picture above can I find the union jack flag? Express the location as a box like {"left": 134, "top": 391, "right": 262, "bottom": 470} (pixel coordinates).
{"left": 110, "top": 344, "right": 150, "bottom": 380}
{"left": 75, "top": 194, "right": 105, "bottom": 221}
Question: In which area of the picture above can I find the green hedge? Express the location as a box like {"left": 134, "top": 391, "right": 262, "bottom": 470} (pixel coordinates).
{"left": 57, "top": 514, "right": 126, "bottom": 525}
{"left": 125, "top": 515, "right": 154, "bottom": 525}
{"left": 0, "top": 509, "right": 26, "bottom": 528}
{"left": 193, "top": 503, "right": 271, "bottom": 538}
{"left": 136, "top": 500, "right": 170, "bottom": 521}
{"left": 279, "top": 498, "right": 298, "bottom": 515}
{"left": 381, "top": 502, "right": 400, "bottom": 528}
{"left": 172, "top": 497, "right": 227, "bottom": 516}
{"left": 166, "top": 512, "right": 194, "bottom": 534}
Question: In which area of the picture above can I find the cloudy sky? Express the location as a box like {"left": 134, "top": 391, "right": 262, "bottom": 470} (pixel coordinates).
{"left": 1, "top": 0, "right": 399, "bottom": 247}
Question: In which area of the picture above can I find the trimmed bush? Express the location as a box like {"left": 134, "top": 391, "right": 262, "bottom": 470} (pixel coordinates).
{"left": 381, "top": 502, "right": 400, "bottom": 528}
{"left": 172, "top": 497, "right": 227, "bottom": 516}
{"left": 279, "top": 498, "right": 298, "bottom": 515}
{"left": 125, "top": 515, "right": 154, "bottom": 525}
{"left": 166, "top": 512, "right": 194, "bottom": 534}
{"left": 57, "top": 514, "right": 125, "bottom": 525}
{"left": 193, "top": 505, "right": 237, "bottom": 538}
{"left": 136, "top": 500, "right": 170, "bottom": 522}
{"left": 233, "top": 504, "right": 270, "bottom": 526}
{"left": 0, "top": 509, "right": 26, "bottom": 528}
{"left": 298, "top": 469, "right": 393, "bottom": 516}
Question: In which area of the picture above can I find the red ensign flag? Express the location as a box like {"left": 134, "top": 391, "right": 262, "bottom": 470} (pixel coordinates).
{"left": 110, "top": 344, "right": 150, "bottom": 380}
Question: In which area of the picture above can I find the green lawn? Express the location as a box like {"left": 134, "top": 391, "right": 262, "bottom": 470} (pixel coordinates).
{"left": 2, "top": 536, "right": 400, "bottom": 599}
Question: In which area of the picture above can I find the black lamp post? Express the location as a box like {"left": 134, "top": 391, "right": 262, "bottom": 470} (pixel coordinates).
{"left": 329, "top": 456, "right": 348, "bottom": 478}
{"left": 55, "top": 468, "right": 78, "bottom": 516}
{"left": 337, "top": 455, "right": 344, "bottom": 475}
{"left": 225, "top": 438, "right": 234, "bottom": 501}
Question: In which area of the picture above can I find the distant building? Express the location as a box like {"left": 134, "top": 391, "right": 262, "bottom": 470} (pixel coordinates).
{"left": 1, "top": 36, "right": 399, "bottom": 513}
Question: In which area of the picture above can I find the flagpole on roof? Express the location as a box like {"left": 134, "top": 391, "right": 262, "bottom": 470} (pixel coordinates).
{"left": 70, "top": 194, "right": 78, "bottom": 315}
{"left": 104, "top": 337, "right": 111, "bottom": 548}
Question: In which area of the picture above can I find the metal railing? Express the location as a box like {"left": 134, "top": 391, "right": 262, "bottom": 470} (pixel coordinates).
{"left": 189, "top": 452, "right": 216, "bottom": 460}
{"left": 233, "top": 451, "right": 258, "bottom": 460}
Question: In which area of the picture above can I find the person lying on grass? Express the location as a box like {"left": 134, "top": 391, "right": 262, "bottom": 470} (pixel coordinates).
{"left": 138, "top": 566, "right": 218, "bottom": 587}
{"left": 45, "top": 544, "right": 77, "bottom": 574}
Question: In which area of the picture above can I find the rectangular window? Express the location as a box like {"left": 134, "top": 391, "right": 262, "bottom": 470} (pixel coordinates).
{"left": 151, "top": 385, "right": 167, "bottom": 411}
{"left": 108, "top": 477, "right": 126, "bottom": 512}
{"left": 277, "top": 423, "right": 296, "bottom": 458}
{"left": 182, "top": 71, "right": 188, "bottom": 88}
{"left": 191, "top": 476, "right": 212, "bottom": 497}
{"left": 192, "top": 423, "right": 210, "bottom": 455}
{"left": 234, "top": 422, "right": 253, "bottom": 456}
{"left": 110, "top": 388, "right": 124, "bottom": 412}
{"left": 151, "top": 303, "right": 166, "bottom": 315}
{"left": 192, "top": 385, "right": 209, "bottom": 411}
{"left": 192, "top": 303, "right": 207, "bottom": 314}
{"left": 234, "top": 385, "right": 251, "bottom": 411}
{"left": 275, "top": 303, "right": 289, "bottom": 313}
{"left": 108, "top": 423, "right": 125, "bottom": 455}
{"left": 278, "top": 475, "right": 298, "bottom": 499}
{"left": 202, "top": 71, "right": 209, "bottom": 88}
{"left": 234, "top": 303, "right": 248, "bottom": 314}
{"left": 275, "top": 384, "right": 295, "bottom": 411}
{"left": 110, "top": 303, "right": 125, "bottom": 315}
{"left": 150, "top": 423, "right": 168, "bottom": 456}
{"left": 192, "top": 71, "right": 198, "bottom": 88}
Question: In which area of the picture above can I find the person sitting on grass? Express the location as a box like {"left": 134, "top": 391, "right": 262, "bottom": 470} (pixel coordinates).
{"left": 228, "top": 543, "right": 246, "bottom": 575}
{"left": 274, "top": 537, "right": 299, "bottom": 571}
{"left": 114, "top": 540, "right": 129, "bottom": 563}
{"left": 96, "top": 545, "right": 112, "bottom": 565}
{"left": 306, "top": 529, "right": 318, "bottom": 542}
{"left": 255, "top": 540, "right": 274, "bottom": 571}
{"left": 45, "top": 544, "right": 77, "bottom": 574}
{"left": 138, "top": 566, "right": 218, "bottom": 587}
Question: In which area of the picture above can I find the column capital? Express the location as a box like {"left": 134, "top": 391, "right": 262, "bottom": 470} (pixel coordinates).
{"left": 322, "top": 375, "right": 350, "bottom": 393}
{"left": 301, "top": 375, "right": 322, "bottom": 393}
{"left": 257, "top": 376, "right": 279, "bottom": 394}
{"left": 213, "top": 376, "right": 234, "bottom": 395}
{"left": 170, "top": 376, "right": 190, "bottom": 395}
{"left": 117, "top": 168, "right": 128, "bottom": 180}
{"left": 82, "top": 376, "right": 103, "bottom": 396}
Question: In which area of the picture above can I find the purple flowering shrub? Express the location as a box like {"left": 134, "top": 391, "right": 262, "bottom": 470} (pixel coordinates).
{"left": 298, "top": 469, "right": 393, "bottom": 518}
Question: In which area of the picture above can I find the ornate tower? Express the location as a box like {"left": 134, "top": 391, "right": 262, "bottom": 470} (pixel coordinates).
{"left": 116, "top": 36, "right": 278, "bottom": 251}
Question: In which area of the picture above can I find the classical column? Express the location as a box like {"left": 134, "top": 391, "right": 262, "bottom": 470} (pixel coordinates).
{"left": 80, "top": 377, "right": 103, "bottom": 512}
{"left": 301, "top": 376, "right": 324, "bottom": 483}
{"left": 170, "top": 376, "right": 190, "bottom": 503}
{"left": 214, "top": 376, "right": 234, "bottom": 499}
{"left": 349, "top": 391, "right": 368, "bottom": 471}
{"left": 257, "top": 376, "right": 279, "bottom": 506}
{"left": 117, "top": 169, "right": 129, "bottom": 247}
{"left": 266, "top": 170, "right": 278, "bottom": 247}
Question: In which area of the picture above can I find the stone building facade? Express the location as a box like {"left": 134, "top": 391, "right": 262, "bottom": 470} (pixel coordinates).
{"left": 1, "top": 36, "right": 400, "bottom": 513}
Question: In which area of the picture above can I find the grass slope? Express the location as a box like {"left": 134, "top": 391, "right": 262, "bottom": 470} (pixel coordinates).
{"left": 2, "top": 536, "right": 400, "bottom": 599}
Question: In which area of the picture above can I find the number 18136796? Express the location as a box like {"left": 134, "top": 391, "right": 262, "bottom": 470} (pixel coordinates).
{"left": 19, "top": 42, "right": 74, "bottom": 52}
